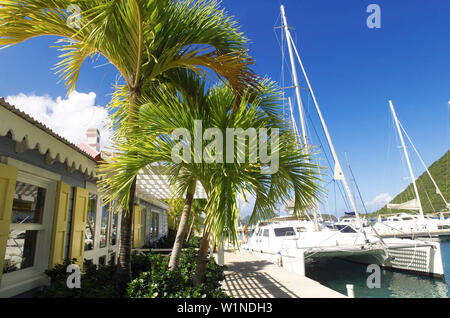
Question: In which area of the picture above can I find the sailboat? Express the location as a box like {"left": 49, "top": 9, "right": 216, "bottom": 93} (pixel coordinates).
{"left": 245, "top": 4, "right": 445, "bottom": 279}
{"left": 367, "top": 101, "right": 450, "bottom": 238}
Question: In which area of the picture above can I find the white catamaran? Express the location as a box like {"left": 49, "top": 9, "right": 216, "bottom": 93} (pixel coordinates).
{"left": 366, "top": 101, "right": 450, "bottom": 238}
{"left": 244, "top": 4, "right": 445, "bottom": 279}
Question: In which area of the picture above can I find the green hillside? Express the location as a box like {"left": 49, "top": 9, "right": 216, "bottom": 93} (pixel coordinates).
{"left": 374, "top": 150, "right": 449, "bottom": 215}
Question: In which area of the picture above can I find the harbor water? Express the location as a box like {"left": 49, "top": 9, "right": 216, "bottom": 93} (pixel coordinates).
{"left": 305, "top": 238, "right": 450, "bottom": 298}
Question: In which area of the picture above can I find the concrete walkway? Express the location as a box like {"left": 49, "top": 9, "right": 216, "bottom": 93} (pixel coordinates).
{"left": 220, "top": 250, "right": 346, "bottom": 298}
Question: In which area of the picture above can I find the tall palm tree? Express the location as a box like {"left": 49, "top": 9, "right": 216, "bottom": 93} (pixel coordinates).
{"left": 100, "top": 69, "right": 211, "bottom": 271}
{"left": 0, "top": 0, "right": 256, "bottom": 293}
{"left": 98, "top": 71, "right": 322, "bottom": 287}
{"left": 190, "top": 84, "right": 323, "bottom": 286}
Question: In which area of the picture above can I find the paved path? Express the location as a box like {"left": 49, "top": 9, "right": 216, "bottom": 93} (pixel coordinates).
{"left": 220, "top": 250, "right": 346, "bottom": 298}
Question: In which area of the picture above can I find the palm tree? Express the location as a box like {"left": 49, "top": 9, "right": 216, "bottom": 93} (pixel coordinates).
{"left": 167, "top": 197, "right": 206, "bottom": 243}
{"left": 98, "top": 71, "right": 322, "bottom": 287}
{"left": 185, "top": 200, "right": 205, "bottom": 242}
{"left": 100, "top": 69, "right": 211, "bottom": 271}
{"left": 190, "top": 86, "right": 323, "bottom": 287}
{"left": 0, "top": 0, "right": 256, "bottom": 293}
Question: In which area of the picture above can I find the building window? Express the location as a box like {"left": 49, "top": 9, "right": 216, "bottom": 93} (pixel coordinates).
{"left": 110, "top": 211, "right": 118, "bottom": 246}
{"left": 3, "top": 181, "right": 46, "bottom": 274}
{"left": 99, "top": 205, "right": 109, "bottom": 248}
{"left": 11, "top": 181, "right": 45, "bottom": 224}
{"left": 151, "top": 212, "right": 159, "bottom": 240}
{"left": 85, "top": 193, "right": 97, "bottom": 251}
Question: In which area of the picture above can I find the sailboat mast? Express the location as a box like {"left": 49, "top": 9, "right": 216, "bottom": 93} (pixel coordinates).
{"left": 389, "top": 100, "right": 425, "bottom": 219}
{"left": 288, "top": 97, "right": 301, "bottom": 141}
{"left": 281, "top": 5, "right": 319, "bottom": 231}
{"left": 282, "top": 13, "right": 361, "bottom": 224}
{"left": 280, "top": 5, "right": 308, "bottom": 148}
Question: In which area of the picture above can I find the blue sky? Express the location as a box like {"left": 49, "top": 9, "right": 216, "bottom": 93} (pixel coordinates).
{"left": 0, "top": 0, "right": 448, "bottom": 217}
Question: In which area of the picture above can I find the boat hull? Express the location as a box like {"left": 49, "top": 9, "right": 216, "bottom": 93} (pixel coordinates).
{"left": 248, "top": 239, "right": 445, "bottom": 279}
{"left": 309, "top": 240, "right": 445, "bottom": 279}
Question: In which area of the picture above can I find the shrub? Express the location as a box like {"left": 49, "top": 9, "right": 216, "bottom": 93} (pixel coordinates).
{"left": 131, "top": 251, "right": 162, "bottom": 279}
{"left": 145, "top": 229, "right": 176, "bottom": 248}
{"left": 35, "top": 259, "right": 118, "bottom": 298}
{"left": 34, "top": 248, "right": 227, "bottom": 298}
{"left": 184, "top": 236, "right": 201, "bottom": 249}
{"left": 127, "top": 248, "right": 228, "bottom": 298}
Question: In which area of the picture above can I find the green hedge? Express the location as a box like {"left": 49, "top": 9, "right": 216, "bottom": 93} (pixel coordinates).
{"left": 128, "top": 248, "right": 227, "bottom": 298}
{"left": 36, "top": 259, "right": 118, "bottom": 298}
{"left": 34, "top": 248, "right": 227, "bottom": 298}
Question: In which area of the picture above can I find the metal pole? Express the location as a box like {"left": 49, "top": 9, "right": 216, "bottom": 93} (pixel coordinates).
{"left": 281, "top": 5, "right": 319, "bottom": 231}
{"left": 346, "top": 284, "right": 355, "bottom": 298}
{"left": 389, "top": 100, "right": 424, "bottom": 219}
{"left": 280, "top": 5, "right": 308, "bottom": 148}
{"left": 218, "top": 239, "right": 224, "bottom": 266}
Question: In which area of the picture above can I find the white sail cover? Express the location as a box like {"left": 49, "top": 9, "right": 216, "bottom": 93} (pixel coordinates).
{"left": 387, "top": 199, "right": 420, "bottom": 211}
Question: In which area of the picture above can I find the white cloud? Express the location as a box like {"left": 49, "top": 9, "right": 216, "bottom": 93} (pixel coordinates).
{"left": 365, "top": 193, "right": 392, "bottom": 212}
{"left": 6, "top": 91, "right": 112, "bottom": 149}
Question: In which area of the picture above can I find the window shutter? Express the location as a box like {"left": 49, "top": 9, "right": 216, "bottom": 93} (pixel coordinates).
{"left": 133, "top": 205, "right": 142, "bottom": 248}
{"left": 0, "top": 163, "right": 18, "bottom": 286}
{"left": 69, "top": 187, "right": 89, "bottom": 268}
{"left": 49, "top": 181, "right": 70, "bottom": 269}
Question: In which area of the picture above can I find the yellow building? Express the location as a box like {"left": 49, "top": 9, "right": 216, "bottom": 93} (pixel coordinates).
{"left": 0, "top": 98, "right": 169, "bottom": 297}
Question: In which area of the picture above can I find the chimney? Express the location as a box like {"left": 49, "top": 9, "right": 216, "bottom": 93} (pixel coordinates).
{"left": 86, "top": 128, "right": 101, "bottom": 152}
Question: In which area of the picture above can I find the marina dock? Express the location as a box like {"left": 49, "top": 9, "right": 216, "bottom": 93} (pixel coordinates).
{"left": 220, "top": 249, "right": 347, "bottom": 298}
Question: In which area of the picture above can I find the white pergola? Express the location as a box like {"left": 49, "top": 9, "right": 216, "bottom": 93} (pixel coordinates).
{"left": 134, "top": 165, "right": 224, "bottom": 265}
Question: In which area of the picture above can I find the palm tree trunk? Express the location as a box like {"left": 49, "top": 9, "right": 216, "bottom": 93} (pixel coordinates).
{"left": 117, "top": 176, "right": 136, "bottom": 296}
{"left": 168, "top": 181, "right": 196, "bottom": 270}
{"left": 185, "top": 216, "right": 195, "bottom": 243}
{"left": 193, "top": 229, "right": 211, "bottom": 287}
{"left": 116, "top": 89, "right": 139, "bottom": 296}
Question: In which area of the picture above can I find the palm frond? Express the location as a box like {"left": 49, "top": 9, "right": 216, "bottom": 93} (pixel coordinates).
{"left": 99, "top": 70, "right": 323, "bottom": 246}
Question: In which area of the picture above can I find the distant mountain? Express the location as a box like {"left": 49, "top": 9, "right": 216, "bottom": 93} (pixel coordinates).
{"left": 374, "top": 150, "right": 449, "bottom": 215}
